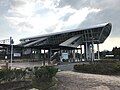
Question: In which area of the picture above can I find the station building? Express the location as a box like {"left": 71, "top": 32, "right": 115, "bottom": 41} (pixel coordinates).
{"left": 0, "top": 23, "right": 112, "bottom": 64}
{"left": 18, "top": 23, "right": 112, "bottom": 63}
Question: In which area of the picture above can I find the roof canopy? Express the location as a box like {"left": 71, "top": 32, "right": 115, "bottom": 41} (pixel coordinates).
{"left": 19, "top": 23, "right": 112, "bottom": 49}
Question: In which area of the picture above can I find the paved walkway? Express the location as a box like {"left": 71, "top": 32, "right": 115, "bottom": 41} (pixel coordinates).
{"left": 56, "top": 71, "right": 120, "bottom": 90}
{"left": 55, "top": 63, "right": 78, "bottom": 71}
{"left": 56, "top": 62, "right": 89, "bottom": 71}
{"left": 0, "top": 62, "right": 47, "bottom": 69}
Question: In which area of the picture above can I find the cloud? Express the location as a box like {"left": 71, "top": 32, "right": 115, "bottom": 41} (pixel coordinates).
{"left": 4, "top": 0, "right": 99, "bottom": 35}
{"left": 0, "top": 0, "right": 11, "bottom": 16}
{"left": 99, "top": 37, "right": 120, "bottom": 51}
{"left": 78, "top": 0, "right": 120, "bottom": 37}
{"left": 58, "top": 0, "right": 90, "bottom": 9}
{"left": 11, "top": 0, "right": 26, "bottom": 7}
{"left": 0, "top": 0, "right": 119, "bottom": 50}
{"left": 0, "top": 0, "right": 100, "bottom": 44}
{"left": 0, "top": 0, "right": 26, "bottom": 16}
{"left": 58, "top": 0, "right": 120, "bottom": 37}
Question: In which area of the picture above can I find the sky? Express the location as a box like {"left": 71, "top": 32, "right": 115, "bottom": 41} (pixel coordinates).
{"left": 0, "top": 0, "right": 120, "bottom": 51}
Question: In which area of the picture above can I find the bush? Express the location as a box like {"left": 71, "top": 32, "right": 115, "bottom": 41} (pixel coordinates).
{"left": 74, "top": 60, "right": 120, "bottom": 75}
{"left": 94, "top": 59, "right": 119, "bottom": 63}
{"left": 0, "top": 69, "right": 15, "bottom": 82}
{"left": 13, "top": 68, "right": 26, "bottom": 81}
{"left": 113, "top": 63, "right": 120, "bottom": 72}
{"left": 0, "top": 68, "right": 26, "bottom": 83}
{"left": 33, "top": 66, "right": 58, "bottom": 82}
{"left": 32, "top": 66, "right": 58, "bottom": 90}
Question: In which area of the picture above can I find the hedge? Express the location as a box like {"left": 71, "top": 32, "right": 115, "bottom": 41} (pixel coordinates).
{"left": 0, "top": 68, "right": 26, "bottom": 83}
{"left": 33, "top": 66, "right": 58, "bottom": 82}
{"left": 0, "top": 66, "right": 58, "bottom": 89}
{"left": 74, "top": 60, "right": 120, "bottom": 75}
{"left": 31, "top": 66, "right": 58, "bottom": 89}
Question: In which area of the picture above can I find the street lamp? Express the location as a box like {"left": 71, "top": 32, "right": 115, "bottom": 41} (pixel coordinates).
{"left": 10, "top": 37, "right": 14, "bottom": 69}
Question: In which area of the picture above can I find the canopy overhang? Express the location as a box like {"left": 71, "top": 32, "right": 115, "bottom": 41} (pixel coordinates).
{"left": 19, "top": 23, "right": 112, "bottom": 49}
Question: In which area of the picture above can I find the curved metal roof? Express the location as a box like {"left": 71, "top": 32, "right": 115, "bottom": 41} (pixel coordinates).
{"left": 20, "top": 23, "right": 111, "bottom": 41}
{"left": 19, "top": 23, "right": 112, "bottom": 48}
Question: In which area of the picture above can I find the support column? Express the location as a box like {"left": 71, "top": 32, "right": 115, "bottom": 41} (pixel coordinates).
{"left": 91, "top": 41, "right": 95, "bottom": 62}
{"left": 43, "top": 49, "right": 45, "bottom": 66}
{"left": 97, "top": 44, "right": 100, "bottom": 60}
{"left": 84, "top": 42, "right": 91, "bottom": 61}
{"left": 33, "top": 49, "right": 35, "bottom": 61}
{"left": 87, "top": 44, "right": 91, "bottom": 61}
{"left": 69, "top": 50, "right": 72, "bottom": 62}
{"left": 76, "top": 49, "right": 79, "bottom": 62}
{"left": 30, "top": 48, "right": 33, "bottom": 62}
{"left": 73, "top": 50, "right": 75, "bottom": 62}
{"left": 59, "top": 48, "right": 62, "bottom": 62}
{"left": 85, "top": 42, "right": 88, "bottom": 61}
{"left": 39, "top": 49, "right": 41, "bottom": 61}
{"left": 80, "top": 45, "right": 82, "bottom": 61}
{"left": 48, "top": 48, "right": 52, "bottom": 65}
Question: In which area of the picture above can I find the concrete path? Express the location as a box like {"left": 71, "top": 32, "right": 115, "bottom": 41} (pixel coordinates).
{"left": 55, "top": 63, "right": 77, "bottom": 71}
{"left": 56, "top": 62, "right": 89, "bottom": 71}
{"left": 56, "top": 71, "right": 120, "bottom": 90}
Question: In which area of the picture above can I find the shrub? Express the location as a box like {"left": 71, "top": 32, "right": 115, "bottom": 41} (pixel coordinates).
{"left": 33, "top": 66, "right": 58, "bottom": 82}
{"left": 0, "top": 68, "right": 27, "bottom": 83}
{"left": 0, "top": 66, "right": 58, "bottom": 89}
{"left": 74, "top": 60, "right": 120, "bottom": 75}
{"left": 113, "top": 62, "right": 120, "bottom": 73}
{"left": 13, "top": 68, "right": 26, "bottom": 81}
{"left": 0, "top": 69, "right": 14, "bottom": 82}
{"left": 32, "top": 66, "right": 58, "bottom": 90}
{"left": 94, "top": 59, "right": 119, "bottom": 63}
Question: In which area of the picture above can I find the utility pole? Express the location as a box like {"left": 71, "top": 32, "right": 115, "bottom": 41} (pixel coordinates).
{"left": 10, "top": 37, "right": 14, "bottom": 69}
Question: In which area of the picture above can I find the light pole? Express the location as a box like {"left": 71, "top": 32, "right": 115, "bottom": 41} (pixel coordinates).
{"left": 10, "top": 37, "right": 14, "bottom": 69}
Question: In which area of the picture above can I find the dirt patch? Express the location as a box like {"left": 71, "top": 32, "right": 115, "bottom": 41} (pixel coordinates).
{"left": 56, "top": 71, "right": 120, "bottom": 90}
